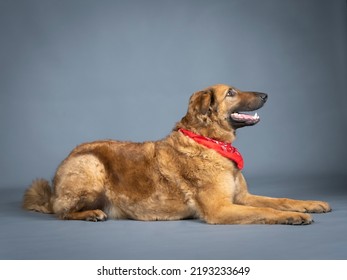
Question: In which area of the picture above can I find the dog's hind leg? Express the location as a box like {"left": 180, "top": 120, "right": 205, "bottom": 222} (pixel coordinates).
{"left": 52, "top": 154, "right": 109, "bottom": 221}
{"left": 52, "top": 191, "right": 108, "bottom": 222}
{"left": 59, "top": 209, "right": 107, "bottom": 222}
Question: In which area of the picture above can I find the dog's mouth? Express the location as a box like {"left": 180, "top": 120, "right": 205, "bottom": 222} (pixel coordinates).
{"left": 227, "top": 91, "right": 267, "bottom": 129}
{"left": 230, "top": 111, "right": 260, "bottom": 126}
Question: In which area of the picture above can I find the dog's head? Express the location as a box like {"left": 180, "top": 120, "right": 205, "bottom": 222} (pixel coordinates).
{"left": 175, "top": 84, "right": 268, "bottom": 142}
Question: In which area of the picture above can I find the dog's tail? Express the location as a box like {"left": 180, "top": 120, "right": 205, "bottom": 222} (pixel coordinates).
{"left": 23, "top": 178, "right": 54, "bottom": 214}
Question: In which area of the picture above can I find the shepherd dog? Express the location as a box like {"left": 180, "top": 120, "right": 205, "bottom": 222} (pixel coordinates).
{"left": 23, "top": 84, "right": 331, "bottom": 224}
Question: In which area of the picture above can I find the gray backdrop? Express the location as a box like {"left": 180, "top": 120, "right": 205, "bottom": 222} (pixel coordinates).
{"left": 0, "top": 0, "right": 347, "bottom": 260}
{"left": 1, "top": 0, "right": 346, "bottom": 187}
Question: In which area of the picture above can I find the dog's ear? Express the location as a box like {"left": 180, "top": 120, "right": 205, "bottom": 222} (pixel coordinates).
{"left": 190, "top": 89, "right": 214, "bottom": 115}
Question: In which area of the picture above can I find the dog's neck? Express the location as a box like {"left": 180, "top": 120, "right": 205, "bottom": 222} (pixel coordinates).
{"left": 174, "top": 110, "right": 237, "bottom": 143}
{"left": 174, "top": 122, "right": 236, "bottom": 144}
{"left": 178, "top": 128, "right": 243, "bottom": 170}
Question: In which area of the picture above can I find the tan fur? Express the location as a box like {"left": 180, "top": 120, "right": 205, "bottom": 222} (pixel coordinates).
{"left": 23, "top": 178, "right": 53, "bottom": 214}
{"left": 23, "top": 84, "right": 331, "bottom": 224}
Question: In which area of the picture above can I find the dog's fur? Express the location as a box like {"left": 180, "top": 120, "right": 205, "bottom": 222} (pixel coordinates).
{"left": 23, "top": 84, "right": 331, "bottom": 224}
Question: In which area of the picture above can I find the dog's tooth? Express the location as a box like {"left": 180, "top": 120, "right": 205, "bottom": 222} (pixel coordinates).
{"left": 254, "top": 112, "right": 258, "bottom": 118}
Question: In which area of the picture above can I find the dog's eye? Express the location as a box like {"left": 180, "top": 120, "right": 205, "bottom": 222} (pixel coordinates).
{"left": 226, "top": 89, "right": 236, "bottom": 97}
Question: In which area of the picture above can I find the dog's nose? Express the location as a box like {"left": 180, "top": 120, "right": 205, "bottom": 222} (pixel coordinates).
{"left": 259, "top": 93, "right": 268, "bottom": 102}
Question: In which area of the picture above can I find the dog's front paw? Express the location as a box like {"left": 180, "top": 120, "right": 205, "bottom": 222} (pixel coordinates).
{"left": 280, "top": 212, "right": 313, "bottom": 225}
{"left": 300, "top": 200, "right": 331, "bottom": 213}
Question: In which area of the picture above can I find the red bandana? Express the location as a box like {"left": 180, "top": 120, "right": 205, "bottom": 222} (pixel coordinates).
{"left": 178, "top": 128, "right": 244, "bottom": 170}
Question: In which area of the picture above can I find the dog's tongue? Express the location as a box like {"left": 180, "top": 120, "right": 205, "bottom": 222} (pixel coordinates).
{"left": 231, "top": 112, "right": 260, "bottom": 122}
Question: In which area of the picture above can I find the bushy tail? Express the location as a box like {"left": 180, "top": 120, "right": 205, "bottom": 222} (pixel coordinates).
{"left": 23, "top": 178, "right": 53, "bottom": 214}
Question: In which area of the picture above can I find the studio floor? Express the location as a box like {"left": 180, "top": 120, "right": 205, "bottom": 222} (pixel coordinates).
{"left": 1, "top": 175, "right": 346, "bottom": 260}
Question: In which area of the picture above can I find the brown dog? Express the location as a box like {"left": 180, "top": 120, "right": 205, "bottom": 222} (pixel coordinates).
{"left": 23, "top": 84, "right": 331, "bottom": 224}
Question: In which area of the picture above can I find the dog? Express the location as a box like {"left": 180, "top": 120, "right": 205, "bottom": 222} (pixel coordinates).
{"left": 23, "top": 84, "right": 331, "bottom": 224}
